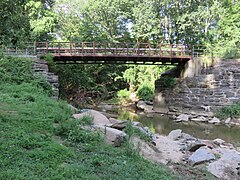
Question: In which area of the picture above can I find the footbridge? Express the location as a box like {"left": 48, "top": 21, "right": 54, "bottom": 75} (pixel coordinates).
{"left": 1, "top": 42, "right": 207, "bottom": 65}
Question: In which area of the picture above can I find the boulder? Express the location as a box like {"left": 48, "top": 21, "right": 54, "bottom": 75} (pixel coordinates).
{"left": 155, "top": 135, "right": 185, "bottom": 163}
{"left": 109, "top": 117, "right": 121, "bottom": 124}
{"left": 132, "top": 121, "right": 144, "bottom": 128}
{"left": 181, "top": 133, "right": 196, "bottom": 141}
{"left": 129, "top": 136, "right": 168, "bottom": 164}
{"left": 97, "top": 103, "right": 119, "bottom": 111}
{"left": 136, "top": 100, "right": 154, "bottom": 113}
{"left": 225, "top": 117, "right": 231, "bottom": 124}
{"left": 67, "top": 104, "right": 79, "bottom": 113}
{"left": 213, "top": 138, "right": 225, "bottom": 146}
{"left": 207, "top": 150, "right": 240, "bottom": 179}
{"left": 73, "top": 110, "right": 111, "bottom": 125}
{"left": 175, "top": 114, "right": 190, "bottom": 122}
{"left": 168, "top": 129, "right": 182, "bottom": 141}
{"left": 110, "top": 120, "right": 129, "bottom": 130}
{"left": 94, "top": 125, "right": 126, "bottom": 147}
{"left": 191, "top": 116, "right": 208, "bottom": 122}
{"left": 188, "top": 140, "right": 206, "bottom": 152}
{"left": 209, "top": 117, "right": 221, "bottom": 124}
{"left": 136, "top": 100, "right": 147, "bottom": 110}
{"left": 188, "top": 147, "right": 215, "bottom": 166}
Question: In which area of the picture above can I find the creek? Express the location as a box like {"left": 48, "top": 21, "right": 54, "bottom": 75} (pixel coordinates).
{"left": 99, "top": 106, "right": 240, "bottom": 147}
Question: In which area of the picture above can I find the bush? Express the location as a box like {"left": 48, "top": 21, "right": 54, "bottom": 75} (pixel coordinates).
{"left": 137, "top": 85, "right": 154, "bottom": 101}
{"left": 55, "top": 118, "right": 102, "bottom": 144}
{"left": 158, "top": 76, "right": 176, "bottom": 88}
{"left": 216, "top": 103, "right": 240, "bottom": 119}
{"left": 117, "top": 89, "right": 131, "bottom": 103}
{"left": 0, "top": 56, "right": 52, "bottom": 94}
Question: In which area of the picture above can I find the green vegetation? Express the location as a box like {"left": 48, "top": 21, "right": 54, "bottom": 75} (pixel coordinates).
{"left": 0, "top": 56, "right": 176, "bottom": 179}
{"left": 137, "top": 85, "right": 154, "bottom": 101}
{"left": 216, "top": 103, "right": 240, "bottom": 119}
{"left": 157, "top": 76, "right": 177, "bottom": 89}
{"left": 117, "top": 89, "right": 131, "bottom": 104}
{"left": 124, "top": 123, "right": 151, "bottom": 142}
{"left": 2, "top": 0, "right": 239, "bottom": 104}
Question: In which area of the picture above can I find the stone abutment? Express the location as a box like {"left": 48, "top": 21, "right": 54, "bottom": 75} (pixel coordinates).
{"left": 33, "top": 58, "right": 59, "bottom": 99}
{"left": 154, "top": 58, "right": 240, "bottom": 115}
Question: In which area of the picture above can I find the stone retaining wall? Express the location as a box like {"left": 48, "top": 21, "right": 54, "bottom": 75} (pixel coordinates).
{"left": 154, "top": 59, "right": 240, "bottom": 113}
{"left": 32, "top": 58, "right": 59, "bottom": 99}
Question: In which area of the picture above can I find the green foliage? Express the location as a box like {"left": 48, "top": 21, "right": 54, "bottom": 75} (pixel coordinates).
{"left": 0, "top": 56, "right": 52, "bottom": 94}
{"left": 117, "top": 65, "right": 172, "bottom": 102}
{"left": 213, "top": 2, "right": 240, "bottom": 58}
{"left": 117, "top": 88, "right": 131, "bottom": 103}
{"left": 124, "top": 123, "right": 151, "bottom": 142}
{"left": 216, "top": 103, "right": 240, "bottom": 119}
{"left": 0, "top": 0, "right": 56, "bottom": 45}
{"left": 49, "top": 63, "right": 127, "bottom": 103}
{"left": 55, "top": 118, "right": 102, "bottom": 144}
{"left": 158, "top": 76, "right": 177, "bottom": 88}
{"left": 137, "top": 85, "right": 154, "bottom": 101}
{"left": 43, "top": 53, "right": 54, "bottom": 63}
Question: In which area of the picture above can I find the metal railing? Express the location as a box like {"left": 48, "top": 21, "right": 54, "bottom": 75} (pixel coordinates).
{"left": 1, "top": 43, "right": 36, "bottom": 56}
{"left": 35, "top": 42, "right": 192, "bottom": 58}
{"left": 1, "top": 42, "right": 214, "bottom": 59}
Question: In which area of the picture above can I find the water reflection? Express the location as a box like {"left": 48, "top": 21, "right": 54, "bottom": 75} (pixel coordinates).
{"left": 117, "top": 109, "right": 240, "bottom": 147}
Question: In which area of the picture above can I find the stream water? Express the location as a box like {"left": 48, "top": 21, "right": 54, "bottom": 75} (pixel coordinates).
{"left": 102, "top": 107, "right": 240, "bottom": 147}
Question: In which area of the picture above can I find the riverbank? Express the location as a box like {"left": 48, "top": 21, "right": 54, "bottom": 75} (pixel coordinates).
{"left": 73, "top": 109, "right": 240, "bottom": 179}
{"left": 0, "top": 56, "right": 177, "bottom": 179}
{"left": 97, "top": 102, "right": 240, "bottom": 147}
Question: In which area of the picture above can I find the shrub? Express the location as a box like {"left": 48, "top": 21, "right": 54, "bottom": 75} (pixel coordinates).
{"left": 124, "top": 123, "right": 151, "bottom": 142}
{"left": 117, "top": 89, "right": 131, "bottom": 103}
{"left": 137, "top": 85, "right": 154, "bottom": 101}
{"left": 55, "top": 118, "right": 102, "bottom": 144}
{"left": 216, "top": 103, "right": 240, "bottom": 119}
{"left": 158, "top": 76, "right": 176, "bottom": 88}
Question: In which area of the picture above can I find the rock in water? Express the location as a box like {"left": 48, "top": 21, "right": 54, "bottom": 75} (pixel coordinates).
{"left": 188, "top": 147, "right": 215, "bottom": 166}
{"left": 225, "top": 117, "right": 231, "bottom": 124}
{"left": 136, "top": 100, "right": 154, "bottom": 113}
{"left": 175, "top": 114, "right": 189, "bottom": 122}
{"left": 191, "top": 116, "right": 207, "bottom": 122}
{"left": 209, "top": 117, "right": 220, "bottom": 124}
{"left": 168, "top": 129, "right": 182, "bottom": 141}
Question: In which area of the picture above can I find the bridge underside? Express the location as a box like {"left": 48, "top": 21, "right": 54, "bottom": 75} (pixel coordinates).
{"left": 51, "top": 54, "right": 191, "bottom": 65}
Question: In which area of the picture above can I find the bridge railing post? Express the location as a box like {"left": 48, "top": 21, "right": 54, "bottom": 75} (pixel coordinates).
{"left": 148, "top": 43, "right": 150, "bottom": 57}
{"left": 93, "top": 42, "right": 95, "bottom": 55}
{"left": 70, "top": 42, "right": 72, "bottom": 55}
{"left": 58, "top": 42, "right": 60, "bottom": 55}
{"left": 170, "top": 44, "right": 172, "bottom": 58}
{"left": 82, "top": 42, "right": 84, "bottom": 55}
{"left": 46, "top": 42, "right": 48, "bottom": 54}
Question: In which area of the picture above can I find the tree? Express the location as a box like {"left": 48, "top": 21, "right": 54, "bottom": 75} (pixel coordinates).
{"left": 0, "top": 0, "right": 57, "bottom": 45}
{"left": 214, "top": 1, "right": 240, "bottom": 57}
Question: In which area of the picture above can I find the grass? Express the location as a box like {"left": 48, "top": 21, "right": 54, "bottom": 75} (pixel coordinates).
{"left": 0, "top": 56, "right": 176, "bottom": 179}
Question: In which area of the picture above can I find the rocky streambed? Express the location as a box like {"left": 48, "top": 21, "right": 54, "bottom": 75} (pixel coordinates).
{"left": 73, "top": 109, "right": 240, "bottom": 179}
{"left": 135, "top": 100, "right": 240, "bottom": 127}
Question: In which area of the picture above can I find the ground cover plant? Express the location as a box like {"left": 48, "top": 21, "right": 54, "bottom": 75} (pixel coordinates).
{"left": 0, "top": 56, "right": 176, "bottom": 179}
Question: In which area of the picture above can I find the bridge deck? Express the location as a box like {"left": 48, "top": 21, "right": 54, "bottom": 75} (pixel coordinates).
{"left": 2, "top": 42, "right": 208, "bottom": 65}
{"left": 36, "top": 42, "right": 192, "bottom": 65}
